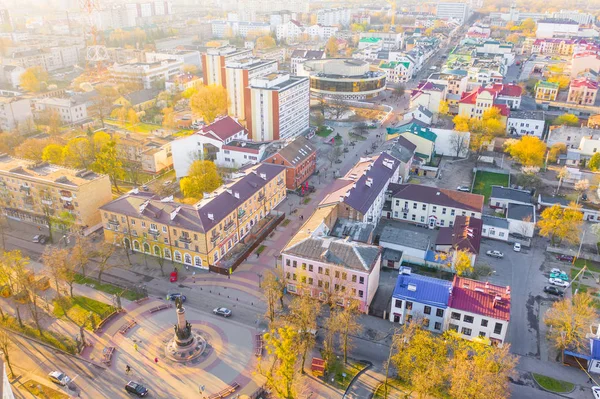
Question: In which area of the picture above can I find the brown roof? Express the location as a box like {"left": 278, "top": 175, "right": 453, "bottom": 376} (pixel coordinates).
{"left": 264, "top": 136, "right": 316, "bottom": 167}
{"left": 389, "top": 183, "right": 484, "bottom": 213}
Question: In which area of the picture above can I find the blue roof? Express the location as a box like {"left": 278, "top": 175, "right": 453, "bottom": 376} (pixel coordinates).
{"left": 591, "top": 338, "right": 600, "bottom": 360}
{"left": 392, "top": 273, "right": 452, "bottom": 308}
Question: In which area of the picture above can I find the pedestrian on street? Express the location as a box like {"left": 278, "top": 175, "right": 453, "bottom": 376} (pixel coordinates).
{"left": 154, "top": 357, "right": 159, "bottom": 364}
{"left": 134, "top": 343, "right": 138, "bottom": 352}
{"left": 589, "top": 377, "right": 593, "bottom": 383}
{"left": 126, "top": 365, "right": 131, "bottom": 374}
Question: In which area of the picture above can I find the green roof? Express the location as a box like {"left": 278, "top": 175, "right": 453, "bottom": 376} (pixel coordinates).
{"left": 380, "top": 61, "right": 411, "bottom": 69}
{"left": 386, "top": 124, "right": 437, "bottom": 143}
{"left": 359, "top": 37, "right": 382, "bottom": 43}
{"left": 536, "top": 80, "right": 559, "bottom": 89}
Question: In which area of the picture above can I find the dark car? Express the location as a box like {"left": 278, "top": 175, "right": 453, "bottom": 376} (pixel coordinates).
{"left": 544, "top": 286, "right": 564, "bottom": 297}
{"left": 166, "top": 293, "right": 186, "bottom": 302}
{"left": 556, "top": 254, "right": 574, "bottom": 262}
{"left": 125, "top": 381, "right": 148, "bottom": 397}
{"left": 33, "top": 234, "right": 48, "bottom": 244}
{"left": 213, "top": 307, "right": 232, "bottom": 317}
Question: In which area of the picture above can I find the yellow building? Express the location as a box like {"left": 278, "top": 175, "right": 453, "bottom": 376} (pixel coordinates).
{"left": 116, "top": 133, "right": 173, "bottom": 174}
{"left": 0, "top": 154, "right": 112, "bottom": 233}
{"left": 535, "top": 81, "right": 559, "bottom": 101}
{"left": 100, "top": 163, "right": 286, "bottom": 268}
{"left": 114, "top": 89, "right": 160, "bottom": 112}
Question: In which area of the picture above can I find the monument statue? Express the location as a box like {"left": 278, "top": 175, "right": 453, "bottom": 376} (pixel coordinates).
{"left": 165, "top": 296, "right": 206, "bottom": 362}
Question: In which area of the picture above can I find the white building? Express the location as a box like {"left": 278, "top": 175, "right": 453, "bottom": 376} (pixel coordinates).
{"left": 248, "top": 72, "right": 310, "bottom": 141}
{"left": 507, "top": 111, "right": 546, "bottom": 137}
{"left": 108, "top": 59, "right": 183, "bottom": 89}
{"left": 379, "top": 61, "right": 413, "bottom": 83}
{"left": 552, "top": 10, "right": 595, "bottom": 25}
{"left": 34, "top": 97, "right": 88, "bottom": 125}
{"left": 201, "top": 46, "right": 253, "bottom": 87}
{"left": 489, "top": 186, "right": 531, "bottom": 210}
{"left": 481, "top": 215, "right": 510, "bottom": 242}
{"left": 307, "top": 24, "right": 339, "bottom": 40}
{"left": 145, "top": 50, "right": 201, "bottom": 68}
{"left": 276, "top": 20, "right": 304, "bottom": 42}
{"left": 436, "top": 2, "right": 471, "bottom": 24}
{"left": 316, "top": 8, "right": 352, "bottom": 27}
{"left": 359, "top": 32, "right": 403, "bottom": 50}
{"left": 290, "top": 50, "right": 325, "bottom": 76}
{"left": 0, "top": 96, "right": 33, "bottom": 132}
{"left": 506, "top": 203, "right": 536, "bottom": 238}
{"left": 536, "top": 18, "right": 580, "bottom": 39}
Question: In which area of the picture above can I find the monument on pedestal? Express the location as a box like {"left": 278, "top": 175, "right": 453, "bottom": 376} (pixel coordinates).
{"left": 165, "top": 297, "right": 206, "bottom": 362}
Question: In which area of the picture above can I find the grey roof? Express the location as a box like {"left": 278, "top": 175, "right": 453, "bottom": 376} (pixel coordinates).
{"left": 389, "top": 183, "right": 484, "bottom": 212}
{"left": 344, "top": 152, "right": 400, "bottom": 214}
{"left": 508, "top": 111, "right": 545, "bottom": 121}
{"left": 266, "top": 136, "right": 315, "bottom": 166}
{"left": 284, "top": 237, "right": 381, "bottom": 272}
{"left": 482, "top": 215, "right": 509, "bottom": 229}
{"left": 506, "top": 203, "right": 535, "bottom": 222}
{"left": 490, "top": 186, "right": 531, "bottom": 204}
{"left": 330, "top": 218, "right": 374, "bottom": 243}
{"left": 383, "top": 248, "right": 402, "bottom": 262}
{"left": 538, "top": 194, "right": 570, "bottom": 207}
{"left": 380, "top": 225, "right": 430, "bottom": 251}
{"left": 416, "top": 105, "right": 433, "bottom": 118}
{"left": 124, "top": 89, "right": 161, "bottom": 106}
{"left": 566, "top": 150, "right": 581, "bottom": 161}
{"left": 291, "top": 49, "right": 325, "bottom": 60}
{"left": 387, "top": 136, "right": 416, "bottom": 164}
{"left": 539, "top": 18, "right": 579, "bottom": 25}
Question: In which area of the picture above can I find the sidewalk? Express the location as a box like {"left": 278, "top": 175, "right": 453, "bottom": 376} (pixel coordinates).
{"left": 344, "top": 364, "right": 384, "bottom": 399}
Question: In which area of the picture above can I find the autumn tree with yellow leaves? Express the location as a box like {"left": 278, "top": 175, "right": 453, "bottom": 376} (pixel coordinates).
{"left": 20, "top": 66, "right": 49, "bottom": 92}
{"left": 179, "top": 160, "right": 222, "bottom": 199}
{"left": 505, "top": 136, "right": 547, "bottom": 167}
{"left": 190, "top": 85, "right": 228, "bottom": 124}
{"left": 538, "top": 202, "right": 583, "bottom": 246}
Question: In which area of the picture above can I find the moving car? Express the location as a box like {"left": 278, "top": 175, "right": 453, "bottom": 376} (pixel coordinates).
{"left": 213, "top": 307, "right": 232, "bottom": 317}
{"left": 33, "top": 234, "right": 48, "bottom": 244}
{"left": 456, "top": 186, "right": 470, "bottom": 192}
{"left": 550, "top": 272, "right": 569, "bottom": 281}
{"left": 513, "top": 243, "right": 521, "bottom": 252}
{"left": 543, "top": 286, "right": 564, "bottom": 297}
{"left": 125, "top": 381, "right": 148, "bottom": 397}
{"left": 166, "top": 293, "right": 186, "bottom": 302}
{"left": 548, "top": 277, "right": 569, "bottom": 288}
{"left": 486, "top": 250, "right": 504, "bottom": 259}
{"left": 556, "top": 254, "right": 574, "bottom": 262}
{"left": 48, "top": 371, "right": 70, "bottom": 386}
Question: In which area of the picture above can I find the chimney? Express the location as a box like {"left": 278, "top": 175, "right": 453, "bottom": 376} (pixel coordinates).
{"left": 260, "top": 173, "right": 267, "bottom": 180}
{"left": 366, "top": 177, "right": 373, "bottom": 187}
{"left": 132, "top": 187, "right": 139, "bottom": 194}
{"left": 234, "top": 191, "right": 240, "bottom": 199}
{"left": 226, "top": 189, "right": 233, "bottom": 194}
{"left": 208, "top": 213, "right": 214, "bottom": 221}
{"left": 506, "top": 286, "right": 511, "bottom": 295}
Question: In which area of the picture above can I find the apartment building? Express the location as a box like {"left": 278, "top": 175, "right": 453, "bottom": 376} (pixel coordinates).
{"left": 34, "top": 97, "right": 88, "bottom": 125}
{"left": 0, "top": 65, "right": 24, "bottom": 89}
{"left": 116, "top": 132, "right": 173, "bottom": 174}
{"left": 359, "top": 32, "right": 403, "bottom": 50}
{"left": 316, "top": 8, "right": 352, "bottom": 26}
{"left": 535, "top": 80, "right": 559, "bottom": 101}
{"left": 0, "top": 154, "right": 112, "bottom": 231}
{"left": 290, "top": 50, "right": 325, "bottom": 76}
{"left": 281, "top": 204, "right": 382, "bottom": 314}
{"left": 506, "top": 111, "right": 546, "bottom": 137}
{"left": 201, "top": 46, "right": 253, "bottom": 87}
{"left": 101, "top": 163, "right": 286, "bottom": 268}
{"left": 248, "top": 72, "right": 310, "bottom": 141}
{"left": 567, "top": 78, "right": 599, "bottom": 105}
{"left": 436, "top": 2, "right": 471, "bottom": 24}
{"left": 145, "top": 49, "right": 201, "bottom": 68}
{"left": 165, "top": 73, "right": 203, "bottom": 94}
{"left": 224, "top": 58, "right": 278, "bottom": 124}
{"left": 379, "top": 61, "right": 412, "bottom": 83}
{"left": 447, "top": 276, "right": 511, "bottom": 346}
{"left": 4, "top": 46, "right": 80, "bottom": 72}
{"left": 0, "top": 96, "right": 33, "bottom": 132}
{"left": 410, "top": 81, "right": 447, "bottom": 114}
{"left": 388, "top": 184, "right": 484, "bottom": 228}
{"left": 108, "top": 59, "right": 183, "bottom": 89}
{"left": 571, "top": 51, "right": 600, "bottom": 78}
{"left": 263, "top": 136, "right": 317, "bottom": 190}
{"left": 458, "top": 84, "right": 522, "bottom": 120}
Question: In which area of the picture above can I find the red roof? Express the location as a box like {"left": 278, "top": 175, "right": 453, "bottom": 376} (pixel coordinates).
{"left": 494, "top": 104, "right": 510, "bottom": 117}
{"left": 492, "top": 83, "right": 523, "bottom": 97}
{"left": 450, "top": 215, "right": 482, "bottom": 254}
{"left": 449, "top": 276, "right": 511, "bottom": 321}
{"left": 571, "top": 78, "right": 599, "bottom": 90}
{"left": 199, "top": 116, "right": 246, "bottom": 142}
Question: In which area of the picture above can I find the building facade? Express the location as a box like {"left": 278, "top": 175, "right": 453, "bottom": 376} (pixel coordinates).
{"left": 108, "top": 59, "right": 183, "bottom": 89}
{"left": 0, "top": 96, "right": 33, "bottom": 132}
{"left": 201, "top": 46, "right": 253, "bottom": 87}
{"left": 263, "top": 136, "right": 317, "bottom": 190}
{"left": 34, "top": 97, "right": 88, "bottom": 125}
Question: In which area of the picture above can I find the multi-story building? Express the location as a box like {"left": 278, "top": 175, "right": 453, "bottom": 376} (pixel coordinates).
{"left": 535, "top": 80, "right": 559, "bottom": 101}
{"left": 164, "top": 73, "right": 203, "bottom": 94}
{"left": 290, "top": 50, "right": 325, "bottom": 76}
{"left": 536, "top": 18, "right": 580, "bottom": 39}
{"left": 145, "top": 49, "right": 201, "bottom": 68}
{"left": 316, "top": 8, "right": 352, "bottom": 27}
{"left": 0, "top": 65, "right": 25, "bottom": 89}
{"left": 115, "top": 132, "right": 173, "bottom": 174}
{"left": 281, "top": 204, "right": 382, "bottom": 314}
{"left": 551, "top": 10, "right": 595, "bottom": 25}
{"left": 458, "top": 84, "right": 522, "bottom": 120}
{"left": 359, "top": 32, "right": 404, "bottom": 50}
{"left": 224, "top": 58, "right": 278, "bottom": 124}
{"left": 211, "top": 20, "right": 271, "bottom": 39}
{"left": 307, "top": 24, "right": 339, "bottom": 40}
{"left": 3, "top": 46, "right": 80, "bottom": 72}
{"left": 447, "top": 276, "right": 511, "bottom": 346}
{"left": 248, "top": 72, "right": 310, "bottom": 141}
{"left": 427, "top": 71, "right": 469, "bottom": 98}
{"left": 389, "top": 268, "right": 452, "bottom": 332}
{"left": 379, "top": 61, "right": 412, "bottom": 83}
{"left": 320, "top": 153, "right": 401, "bottom": 226}
{"left": 276, "top": 20, "right": 305, "bottom": 42}
{"left": 506, "top": 111, "right": 546, "bottom": 137}
{"left": 108, "top": 59, "right": 183, "bottom": 89}
{"left": 388, "top": 183, "right": 484, "bottom": 228}
{"left": 567, "top": 78, "right": 599, "bottom": 105}
{"left": 201, "top": 46, "right": 253, "bottom": 87}
{"left": 531, "top": 38, "right": 577, "bottom": 55}
{"left": 263, "top": 136, "right": 316, "bottom": 190}
{"left": 436, "top": 2, "right": 471, "bottom": 24}
{"left": 571, "top": 51, "right": 600, "bottom": 78}
{"left": 410, "top": 81, "right": 447, "bottom": 114}
{"left": 101, "top": 163, "right": 286, "bottom": 269}
{"left": 0, "top": 154, "right": 112, "bottom": 232}
{"left": 34, "top": 97, "right": 88, "bottom": 125}
{"left": 0, "top": 96, "right": 33, "bottom": 132}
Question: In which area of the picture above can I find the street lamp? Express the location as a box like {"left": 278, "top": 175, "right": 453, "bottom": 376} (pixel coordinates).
{"left": 257, "top": 273, "right": 263, "bottom": 288}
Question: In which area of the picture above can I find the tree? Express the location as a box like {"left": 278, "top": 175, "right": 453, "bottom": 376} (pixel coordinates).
{"left": 71, "top": 236, "right": 92, "bottom": 277}
{"left": 327, "top": 145, "right": 342, "bottom": 167}
{"left": 505, "top": 136, "right": 547, "bottom": 167}
{"left": 520, "top": 18, "right": 536, "bottom": 32}
{"left": 91, "top": 86, "right": 119, "bottom": 128}
{"left": 127, "top": 108, "right": 139, "bottom": 127}
{"left": 181, "top": 87, "right": 198, "bottom": 99}
{"left": 506, "top": 33, "right": 519, "bottom": 44}
{"left": 63, "top": 137, "right": 93, "bottom": 169}
{"left": 553, "top": 113, "right": 579, "bottom": 127}
{"left": 334, "top": 300, "right": 362, "bottom": 364}
{"left": 162, "top": 107, "right": 176, "bottom": 129}
{"left": 42, "top": 144, "right": 65, "bottom": 164}
{"left": 263, "top": 271, "right": 284, "bottom": 323}
{"left": 438, "top": 100, "right": 450, "bottom": 115}
{"left": 548, "top": 143, "right": 567, "bottom": 163}
{"left": 111, "top": 107, "right": 128, "bottom": 126}
{"left": 190, "top": 85, "right": 228, "bottom": 124}
{"left": 453, "top": 115, "right": 470, "bottom": 132}
{"left": 256, "top": 35, "right": 276, "bottom": 49}
{"left": 589, "top": 153, "right": 600, "bottom": 171}
{"left": 544, "top": 293, "right": 597, "bottom": 362}
{"left": 259, "top": 326, "right": 300, "bottom": 399}
{"left": 325, "top": 37, "right": 339, "bottom": 57}
{"left": 179, "top": 160, "right": 222, "bottom": 199}
{"left": 94, "top": 242, "right": 117, "bottom": 283}
{"left": 41, "top": 247, "right": 70, "bottom": 295}
{"left": 548, "top": 75, "right": 570, "bottom": 90}
{"left": 538, "top": 202, "right": 584, "bottom": 246}
{"left": 0, "top": 329, "right": 15, "bottom": 377}
{"left": 182, "top": 64, "right": 197, "bottom": 74}
{"left": 556, "top": 166, "right": 569, "bottom": 194}
{"left": 20, "top": 67, "right": 48, "bottom": 92}
{"left": 394, "top": 85, "right": 405, "bottom": 99}
{"left": 14, "top": 138, "right": 47, "bottom": 161}
{"left": 575, "top": 179, "right": 590, "bottom": 193}
{"left": 449, "top": 131, "right": 468, "bottom": 157}
{"left": 92, "top": 140, "right": 125, "bottom": 192}
{"left": 287, "top": 294, "right": 321, "bottom": 373}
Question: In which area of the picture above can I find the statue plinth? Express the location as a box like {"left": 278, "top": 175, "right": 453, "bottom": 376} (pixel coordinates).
{"left": 165, "top": 299, "right": 206, "bottom": 362}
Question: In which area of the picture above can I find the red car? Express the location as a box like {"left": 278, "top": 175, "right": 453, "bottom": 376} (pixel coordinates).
{"left": 556, "top": 254, "right": 574, "bottom": 262}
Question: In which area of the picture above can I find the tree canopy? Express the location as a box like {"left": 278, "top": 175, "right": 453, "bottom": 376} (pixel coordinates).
{"left": 553, "top": 113, "right": 579, "bottom": 126}
{"left": 190, "top": 85, "right": 228, "bottom": 124}
{"left": 505, "top": 136, "right": 547, "bottom": 167}
{"left": 538, "top": 202, "right": 583, "bottom": 246}
{"left": 179, "top": 160, "right": 222, "bottom": 199}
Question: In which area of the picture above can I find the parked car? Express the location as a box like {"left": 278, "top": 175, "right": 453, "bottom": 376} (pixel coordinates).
{"left": 550, "top": 268, "right": 564, "bottom": 275}
{"left": 48, "top": 371, "right": 71, "bottom": 386}
{"left": 213, "top": 307, "right": 232, "bottom": 317}
{"left": 33, "top": 234, "right": 48, "bottom": 244}
{"left": 456, "top": 186, "right": 470, "bottom": 192}
{"left": 543, "top": 286, "right": 564, "bottom": 297}
{"left": 125, "top": 381, "right": 148, "bottom": 397}
{"left": 549, "top": 277, "right": 569, "bottom": 288}
{"left": 556, "top": 254, "right": 574, "bottom": 262}
{"left": 592, "top": 385, "right": 600, "bottom": 399}
{"left": 486, "top": 250, "right": 504, "bottom": 259}
{"left": 166, "top": 293, "right": 186, "bottom": 302}
{"left": 513, "top": 243, "right": 521, "bottom": 252}
{"left": 550, "top": 272, "right": 569, "bottom": 281}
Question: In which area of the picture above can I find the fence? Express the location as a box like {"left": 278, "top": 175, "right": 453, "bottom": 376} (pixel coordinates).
{"left": 547, "top": 246, "right": 600, "bottom": 263}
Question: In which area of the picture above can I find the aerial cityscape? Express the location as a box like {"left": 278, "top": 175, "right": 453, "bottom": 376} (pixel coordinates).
{"left": 2, "top": 0, "right": 600, "bottom": 398}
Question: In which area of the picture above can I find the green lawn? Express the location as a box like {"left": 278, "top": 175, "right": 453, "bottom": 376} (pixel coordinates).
{"left": 472, "top": 171, "right": 510, "bottom": 200}
{"left": 22, "top": 380, "right": 69, "bottom": 399}
{"left": 256, "top": 245, "right": 266, "bottom": 255}
{"left": 281, "top": 219, "right": 291, "bottom": 227}
{"left": 327, "top": 359, "right": 365, "bottom": 390}
{"left": 53, "top": 295, "right": 116, "bottom": 331}
{"left": 316, "top": 126, "right": 333, "bottom": 137}
{"left": 0, "top": 316, "right": 77, "bottom": 354}
{"left": 573, "top": 258, "right": 600, "bottom": 273}
{"left": 373, "top": 379, "right": 411, "bottom": 399}
{"left": 532, "top": 373, "right": 575, "bottom": 393}
{"left": 74, "top": 274, "right": 145, "bottom": 301}
{"left": 303, "top": 197, "right": 311, "bottom": 204}
{"left": 106, "top": 121, "right": 163, "bottom": 135}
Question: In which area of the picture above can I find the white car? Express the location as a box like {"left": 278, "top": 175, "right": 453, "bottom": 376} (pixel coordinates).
{"left": 486, "top": 250, "right": 504, "bottom": 259}
{"left": 548, "top": 277, "right": 569, "bottom": 288}
{"left": 550, "top": 268, "right": 564, "bottom": 275}
{"left": 48, "top": 371, "right": 71, "bottom": 386}
{"left": 592, "top": 386, "right": 600, "bottom": 399}
{"left": 513, "top": 243, "right": 521, "bottom": 252}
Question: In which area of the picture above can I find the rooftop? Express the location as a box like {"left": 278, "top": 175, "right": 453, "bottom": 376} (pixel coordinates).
{"left": 506, "top": 203, "right": 536, "bottom": 222}
{"left": 509, "top": 111, "right": 545, "bottom": 121}
{"left": 482, "top": 215, "right": 509, "bottom": 229}
{"left": 198, "top": 116, "right": 247, "bottom": 142}
{"left": 122, "top": 89, "right": 160, "bottom": 106}
{"left": 490, "top": 186, "right": 531, "bottom": 204}
{"left": 449, "top": 276, "right": 511, "bottom": 321}
{"left": 392, "top": 270, "right": 452, "bottom": 308}
{"left": 265, "top": 136, "right": 316, "bottom": 167}
{"left": 389, "top": 184, "right": 485, "bottom": 213}
{"left": 436, "top": 216, "right": 483, "bottom": 254}
{"left": 380, "top": 225, "right": 430, "bottom": 251}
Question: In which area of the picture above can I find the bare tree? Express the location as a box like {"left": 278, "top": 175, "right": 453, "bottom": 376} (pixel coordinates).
{"left": 287, "top": 293, "right": 321, "bottom": 373}
{"left": 0, "top": 329, "right": 15, "bottom": 377}
{"left": 71, "top": 236, "right": 93, "bottom": 277}
{"left": 450, "top": 131, "right": 469, "bottom": 158}
{"left": 327, "top": 146, "right": 343, "bottom": 167}
{"left": 94, "top": 242, "right": 117, "bottom": 283}
{"left": 41, "top": 247, "right": 70, "bottom": 295}
{"left": 263, "top": 271, "right": 284, "bottom": 323}
{"left": 324, "top": 97, "right": 350, "bottom": 120}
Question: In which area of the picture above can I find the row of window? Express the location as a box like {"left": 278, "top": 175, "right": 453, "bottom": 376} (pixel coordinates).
{"left": 449, "top": 324, "right": 492, "bottom": 338}
{"left": 287, "top": 273, "right": 365, "bottom": 297}
{"left": 285, "top": 259, "right": 365, "bottom": 284}
{"left": 395, "top": 299, "right": 445, "bottom": 317}
{"left": 450, "top": 311, "right": 503, "bottom": 334}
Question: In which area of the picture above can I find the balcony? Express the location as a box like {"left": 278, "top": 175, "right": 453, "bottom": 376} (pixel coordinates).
{"left": 108, "top": 219, "right": 120, "bottom": 227}
{"left": 277, "top": 179, "right": 284, "bottom": 186}
{"left": 41, "top": 198, "right": 53, "bottom": 206}
{"left": 210, "top": 232, "right": 221, "bottom": 244}
{"left": 20, "top": 186, "right": 31, "bottom": 195}
{"left": 238, "top": 208, "right": 246, "bottom": 219}
{"left": 61, "top": 195, "right": 73, "bottom": 202}
{"left": 401, "top": 207, "right": 409, "bottom": 213}
{"left": 60, "top": 190, "right": 73, "bottom": 202}
{"left": 179, "top": 235, "right": 192, "bottom": 244}
{"left": 63, "top": 202, "right": 74, "bottom": 211}
{"left": 257, "top": 193, "right": 265, "bottom": 202}
{"left": 148, "top": 227, "right": 159, "bottom": 236}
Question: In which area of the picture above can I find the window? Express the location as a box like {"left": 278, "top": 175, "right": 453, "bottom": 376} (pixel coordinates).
{"left": 325, "top": 269, "right": 330, "bottom": 276}
{"left": 436, "top": 309, "right": 444, "bottom": 317}
{"left": 413, "top": 203, "right": 417, "bottom": 209}
{"left": 463, "top": 315, "right": 474, "bottom": 324}
{"left": 420, "top": 216, "right": 425, "bottom": 222}
{"left": 479, "top": 331, "right": 486, "bottom": 337}
{"left": 481, "top": 319, "right": 488, "bottom": 327}
{"left": 292, "top": 260, "right": 297, "bottom": 268}
{"left": 174, "top": 251, "right": 182, "bottom": 262}
{"left": 318, "top": 280, "right": 323, "bottom": 287}
{"left": 308, "top": 277, "right": 313, "bottom": 285}
{"left": 450, "top": 209, "right": 455, "bottom": 216}
{"left": 286, "top": 259, "right": 290, "bottom": 266}
{"left": 422, "top": 204, "right": 426, "bottom": 210}
{"left": 309, "top": 264, "right": 313, "bottom": 272}
{"left": 405, "top": 301, "right": 413, "bottom": 310}
{"left": 164, "top": 248, "right": 171, "bottom": 259}
{"left": 194, "top": 256, "right": 202, "bottom": 267}
{"left": 461, "top": 327, "right": 472, "bottom": 336}
{"left": 318, "top": 266, "right": 323, "bottom": 274}
{"left": 301, "top": 276, "right": 306, "bottom": 283}
{"left": 302, "top": 263, "right": 306, "bottom": 270}
{"left": 494, "top": 323, "right": 503, "bottom": 335}
{"left": 358, "top": 290, "right": 363, "bottom": 298}
{"left": 432, "top": 206, "right": 437, "bottom": 213}
{"left": 424, "top": 306, "right": 431, "bottom": 315}
{"left": 434, "top": 322, "right": 442, "bottom": 330}
{"left": 141, "top": 221, "right": 146, "bottom": 228}
{"left": 451, "top": 312, "right": 461, "bottom": 320}
{"left": 162, "top": 226, "right": 167, "bottom": 233}
{"left": 359, "top": 276, "right": 364, "bottom": 284}
{"left": 351, "top": 288, "right": 356, "bottom": 296}
{"left": 442, "top": 208, "right": 446, "bottom": 215}
{"left": 335, "top": 271, "right": 340, "bottom": 278}
{"left": 395, "top": 299, "right": 402, "bottom": 308}
{"left": 423, "top": 318, "right": 430, "bottom": 328}
{"left": 352, "top": 275, "right": 357, "bottom": 282}
{"left": 448, "top": 323, "right": 458, "bottom": 331}
{"left": 342, "top": 272, "right": 347, "bottom": 280}
{"left": 292, "top": 274, "right": 297, "bottom": 281}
